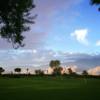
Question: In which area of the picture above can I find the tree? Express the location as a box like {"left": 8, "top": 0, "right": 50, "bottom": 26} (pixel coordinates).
{"left": 68, "top": 68, "right": 73, "bottom": 75}
{"left": 49, "top": 60, "right": 61, "bottom": 75}
{"left": 49, "top": 60, "right": 55, "bottom": 68}
{"left": 26, "top": 68, "right": 29, "bottom": 74}
{"left": 0, "top": 0, "right": 36, "bottom": 48}
{"left": 53, "top": 67, "right": 63, "bottom": 75}
{"left": 91, "top": 0, "right": 100, "bottom": 11}
{"left": 82, "top": 70, "right": 88, "bottom": 84}
{"left": 55, "top": 60, "right": 61, "bottom": 67}
{"left": 82, "top": 70, "right": 88, "bottom": 76}
{"left": 14, "top": 68, "right": 21, "bottom": 74}
{"left": 49, "top": 60, "right": 61, "bottom": 68}
{"left": 0, "top": 67, "right": 5, "bottom": 75}
{"left": 68, "top": 68, "right": 76, "bottom": 75}
{"left": 35, "top": 69, "right": 44, "bottom": 75}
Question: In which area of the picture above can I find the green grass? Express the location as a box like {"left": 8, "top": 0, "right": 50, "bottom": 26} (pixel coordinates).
{"left": 0, "top": 76, "right": 100, "bottom": 100}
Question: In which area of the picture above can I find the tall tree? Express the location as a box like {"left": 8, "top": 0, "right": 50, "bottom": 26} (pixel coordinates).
{"left": 53, "top": 67, "right": 63, "bottom": 75}
{"left": 49, "top": 60, "right": 61, "bottom": 68}
{"left": 49, "top": 60, "right": 61, "bottom": 75}
{"left": 0, "top": 67, "right": 5, "bottom": 75}
{"left": 55, "top": 60, "right": 61, "bottom": 67}
{"left": 49, "top": 60, "right": 55, "bottom": 68}
{"left": 0, "top": 0, "right": 35, "bottom": 48}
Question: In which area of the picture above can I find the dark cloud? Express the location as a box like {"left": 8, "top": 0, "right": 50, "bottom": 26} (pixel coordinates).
{"left": 62, "top": 53, "right": 100, "bottom": 69}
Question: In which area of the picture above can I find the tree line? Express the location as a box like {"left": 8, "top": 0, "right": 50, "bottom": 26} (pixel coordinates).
{"left": 0, "top": 60, "right": 88, "bottom": 76}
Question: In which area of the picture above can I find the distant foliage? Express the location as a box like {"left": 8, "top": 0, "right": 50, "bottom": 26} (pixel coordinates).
{"left": 53, "top": 67, "right": 63, "bottom": 75}
{"left": 49, "top": 60, "right": 61, "bottom": 68}
{"left": 0, "top": 67, "right": 5, "bottom": 75}
{"left": 26, "top": 68, "right": 29, "bottom": 74}
{"left": 68, "top": 68, "right": 77, "bottom": 75}
{"left": 49, "top": 60, "right": 63, "bottom": 75}
{"left": 35, "top": 69, "right": 44, "bottom": 75}
{"left": 68, "top": 68, "right": 73, "bottom": 74}
{"left": 14, "top": 68, "right": 21, "bottom": 73}
{"left": 82, "top": 70, "right": 88, "bottom": 76}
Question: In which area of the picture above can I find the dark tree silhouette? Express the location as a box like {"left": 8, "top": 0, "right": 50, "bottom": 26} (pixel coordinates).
{"left": 55, "top": 60, "right": 61, "bottom": 67}
{"left": 49, "top": 60, "right": 61, "bottom": 75}
{"left": 68, "top": 68, "right": 73, "bottom": 75}
{"left": 49, "top": 60, "right": 53, "bottom": 67}
{"left": 0, "top": 0, "right": 35, "bottom": 48}
{"left": 53, "top": 67, "right": 63, "bottom": 75}
{"left": 91, "top": 0, "right": 100, "bottom": 4}
{"left": 82, "top": 70, "right": 88, "bottom": 76}
{"left": 49, "top": 60, "right": 61, "bottom": 68}
{"left": 0, "top": 67, "right": 5, "bottom": 75}
{"left": 14, "top": 68, "right": 21, "bottom": 74}
{"left": 26, "top": 68, "right": 29, "bottom": 74}
{"left": 91, "top": 0, "right": 100, "bottom": 11}
{"left": 67, "top": 68, "right": 77, "bottom": 75}
{"left": 35, "top": 69, "right": 44, "bottom": 75}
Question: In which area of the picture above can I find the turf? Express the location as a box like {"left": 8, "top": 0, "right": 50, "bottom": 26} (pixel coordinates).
{"left": 0, "top": 76, "right": 100, "bottom": 100}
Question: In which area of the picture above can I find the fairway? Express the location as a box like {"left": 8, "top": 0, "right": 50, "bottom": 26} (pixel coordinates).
{"left": 0, "top": 76, "right": 100, "bottom": 100}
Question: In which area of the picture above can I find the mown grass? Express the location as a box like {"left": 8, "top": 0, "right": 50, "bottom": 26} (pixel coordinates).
{"left": 0, "top": 76, "right": 100, "bottom": 100}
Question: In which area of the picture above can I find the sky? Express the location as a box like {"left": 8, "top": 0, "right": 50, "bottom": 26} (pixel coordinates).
{"left": 0, "top": 0, "right": 100, "bottom": 72}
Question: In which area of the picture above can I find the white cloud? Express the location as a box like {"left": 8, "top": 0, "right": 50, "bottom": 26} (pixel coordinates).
{"left": 88, "top": 66, "right": 100, "bottom": 75}
{"left": 71, "top": 29, "right": 89, "bottom": 45}
{"left": 33, "top": 49, "right": 37, "bottom": 54}
{"left": 96, "top": 40, "right": 100, "bottom": 46}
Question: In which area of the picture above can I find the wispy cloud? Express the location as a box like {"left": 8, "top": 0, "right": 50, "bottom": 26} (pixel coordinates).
{"left": 71, "top": 29, "right": 89, "bottom": 45}
{"left": 34, "top": 0, "right": 83, "bottom": 30}
{"left": 0, "top": 49, "right": 100, "bottom": 71}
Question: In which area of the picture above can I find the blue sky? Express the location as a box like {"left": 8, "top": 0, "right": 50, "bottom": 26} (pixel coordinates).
{"left": 44, "top": 0, "right": 100, "bottom": 53}
{"left": 0, "top": 0, "right": 100, "bottom": 71}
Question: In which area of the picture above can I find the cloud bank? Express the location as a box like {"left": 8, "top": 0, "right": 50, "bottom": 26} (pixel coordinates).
{"left": 88, "top": 66, "right": 100, "bottom": 75}
{"left": 0, "top": 49, "right": 100, "bottom": 71}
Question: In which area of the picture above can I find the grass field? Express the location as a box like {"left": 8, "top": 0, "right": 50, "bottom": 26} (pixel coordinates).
{"left": 0, "top": 76, "right": 100, "bottom": 100}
